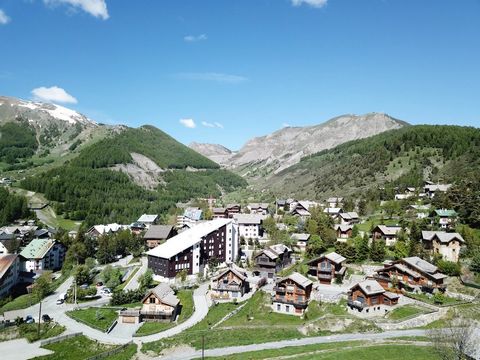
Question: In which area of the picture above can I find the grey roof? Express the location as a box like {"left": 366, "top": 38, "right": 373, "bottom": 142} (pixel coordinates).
{"left": 375, "top": 225, "right": 401, "bottom": 236}
{"left": 327, "top": 197, "right": 344, "bottom": 203}
{"left": 402, "top": 256, "right": 438, "bottom": 274}
{"left": 143, "top": 283, "right": 179, "bottom": 307}
{"left": 384, "top": 291, "right": 400, "bottom": 300}
{"left": 212, "top": 265, "right": 247, "bottom": 282}
{"left": 425, "top": 184, "right": 452, "bottom": 192}
{"left": 248, "top": 203, "right": 269, "bottom": 209}
{"left": 325, "top": 252, "right": 347, "bottom": 264}
{"left": 291, "top": 233, "right": 310, "bottom": 241}
{"left": 335, "top": 224, "right": 353, "bottom": 232}
{"left": 270, "top": 244, "right": 292, "bottom": 255}
{"left": 340, "top": 212, "right": 359, "bottom": 220}
{"left": 422, "top": 231, "right": 464, "bottom": 244}
{"left": 184, "top": 207, "right": 203, "bottom": 221}
{"left": 277, "top": 272, "right": 312, "bottom": 288}
{"left": 144, "top": 225, "right": 174, "bottom": 240}
{"left": 353, "top": 279, "right": 385, "bottom": 295}
{"left": 233, "top": 213, "right": 266, "bottom": 225}
{"left": 138, "top": 214, "right": 158, "bottom": 223}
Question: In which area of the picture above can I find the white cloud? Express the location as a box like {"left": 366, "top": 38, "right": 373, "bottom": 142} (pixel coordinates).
{"left": 184, "top": 34, "right": 207, "bottom": 42}
{"left": 291, "top": 0, "right": 328, "bottom": 8}
{"left": 31, "top": 86, "right": 78, "bottom": 104}
{"left": 180, "top": 118, "right": 196, "bottom": 129}
{"left": 0, "top": 9, "right": 11, "bottom": 25}
{"left": 202, "top": 121, "right": 224, "bottom": 129}
{"left": 43, "top": 0, "right": 109, "bottom": 20}
{"left": 174, "top": 72, "right": 248, "bottom": 84}
{"left": 282, "top": 123, "right": 291, "bottom": 127}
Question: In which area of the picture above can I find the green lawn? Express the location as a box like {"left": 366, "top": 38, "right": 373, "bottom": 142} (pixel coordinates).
{"left": 135, "top": 289, "right": 194, "bottom": 336}
{"left": 202, "top": 342, "right": 436, "bottom": 360}
{"left": 66, "top": 307, "right": 118, "bottom": 332}
{"left": 34, "top": 335, "right": 113, "bottom": 360}
{"left": 405, "top": 292, "right": 463, "bottom": 306}
{"left": 0, "top": 323, "right": 65, "bottom": 343}
{"left": 107, "top": 344, "right": 138, "bottom": 360}
{"left": 386, "top": 305, "right": 430, "bottom": 321}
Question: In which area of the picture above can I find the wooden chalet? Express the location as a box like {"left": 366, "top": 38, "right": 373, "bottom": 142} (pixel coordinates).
{"left": 307, "top": 252, "right": 347, "bottom": 284}
{"left": 272, "top": 272, "right": 313, "bottom": 316}
{"left": 372, "top": 225, "right": 402, "bottom": 246}
{"left": 253, "top": 244, "right": 292, "bottom": 279}
{"left": 335, "top": 224, "right": 353, "bottom": 239}
{"left": 211, "top": 265, "right": 249, "bottom": 300}
{"left": 144, "top": 225, "right": 177, "bottom": 249}
{"left": 225, "top": 204, "right": 241, "bottom": 218}
{"left": 347, "top": 279, "right": 399, "bottom": 316}
{"left": 373, "top": 256, "right": 447, "bottom": 293}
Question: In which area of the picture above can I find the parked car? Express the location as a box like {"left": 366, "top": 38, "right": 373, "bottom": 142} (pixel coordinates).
{"left": 25, "top": 315, "right": 34, "bottom": 324}
{"left": 96, "top": 281, "right": 103, "bottom": 287}
{"left": 101, "top": 287, "right": 112, "bottom": 295}
{"left": 56, "top": 293, "right": 67, "bottom": 305}
{"left": 42, "top": 314, "right": 52, "bottom": 322}
{"left": 79, "top": 284, "right": 89, "bottom": 290}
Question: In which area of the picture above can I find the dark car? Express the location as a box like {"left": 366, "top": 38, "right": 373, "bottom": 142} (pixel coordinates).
{"left": 96, "top": 281, "right": 103, "bottom": 287}
{"left": 42, "top": 314, "right": 52, "bottom": 322}
{"left": 25, "top": 315, "right": 35, "bottom": 324}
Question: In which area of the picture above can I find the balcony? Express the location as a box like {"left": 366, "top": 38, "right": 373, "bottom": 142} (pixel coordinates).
{"left": 273, "top": 297, "right": 309, "bottom": 308}
{"left": 274, "top": 287, "right": 286, "bottom": 294}
{"left": 212, "top": 283, "right": 243, "bottom": 292}
{"left": 140, "top": 309, "right": 174, "bottom": 317}
{"left": 256, "top": 260, "right": 275, "bottom": 267}
{"left": 317, "top": 273, "right": 333, "bottom": 280}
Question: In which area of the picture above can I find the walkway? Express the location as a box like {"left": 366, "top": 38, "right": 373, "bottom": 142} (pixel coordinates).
{"left": 123, "top": 257, "right": 147, "bottom": 291}
{"left": 160, "top": 329, "right": 430, "bottom": 360}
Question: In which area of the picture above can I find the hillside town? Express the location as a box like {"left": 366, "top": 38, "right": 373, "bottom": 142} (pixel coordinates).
{"left": 1, "top": 178, "right": 479, "bottom": 359}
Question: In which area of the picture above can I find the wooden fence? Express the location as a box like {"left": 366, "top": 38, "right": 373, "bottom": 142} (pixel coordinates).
{"left": 40, "top": 332, "right": 82, "bottom": 346}
{"left": 86, "top": 341, "right": 134, "bottom": 360}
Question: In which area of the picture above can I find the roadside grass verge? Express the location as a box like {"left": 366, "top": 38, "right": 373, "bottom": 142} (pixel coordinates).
{"left": 66, "top": 307, "right": 118, "bottom": 332}
{"left": 33, "top": 335, "right": 113, "bottom": 360}
{"left": 0, "top": 322, "right": 65, "bottom": 343}
{"left": 386, "top": 305, "right": 430, "bottom": 321}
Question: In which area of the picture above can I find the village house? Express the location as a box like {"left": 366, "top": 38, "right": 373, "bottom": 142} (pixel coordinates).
{"left": 0, "top": 254, "right": 20, "bottom": 299}
{"left": 335, "top": 224, "right": 353, "bottom": 240}
{"left": 374, "top": 256, "right": 447, "bottom": 293}
{"left": 326, "top": 197, "right": 344, "bottom": 208}
{"left": 291, "top": 233, "right": 310, "bottom": 251}
{"left": 431, "top": 209, "right": 458, "bottom": 230}
{"left": 339, "top": 211, "right": 359, "bottom": 225}
{"left": 177, "top": 207, "right": 203, "bottom": 228}
{"left": 291, "top": 201, "right": 318, "bottom": 218}
{"left": 137, "top": 214, "right": 159, "bottom": 228}
{"left": 253, "top": 244, "right": 292, "bottom": 279}
{"left": 144, "top": 225, "right": 178, "bottom": 249}
{"left": 146, "top": 219, "right": 239, "bottom": 279}
{"left": 86, "top": 223, "right": 129, "bottom": 238}
{"left": 211, "top": 264, "right": 249, "bottom": 300}
{"left": 408, "top": 204, "right": 431, "bottom": 219}
{"left": 0, "top": 234, "right": 21, "bottom": 255}
{"left": 119, "top": 283, "right": 179, "bottom": 324}
{"left": 212, "top": 207, "right": 227, "bottom": 219}
{"left": 233, "top": 213, "right": 266, "bottom": 240}
{"left": 19, "top": 239, "right": 66, "bottom": 273}
{"left": 422, "top": 231, "right": 464, "bottom": 262}
{"left": 308, "top": 252, "right": 347, "bottom": 284}
{"left": 347, "top": 279, "right": 399, "bottom": 317}
{"left": 424, "top": 183, "right": 452, "bottom": 198}
{"left": 395, "top": 187, "right": 416, "bottom": 200}
{"left": 276, "top": 199, "right": 297, "bottom": 213}
{"left": 272, "top": 272, "right": 312, "bottom": 316}
{"left": 130, "top": 222, "right": 146, "bottom": 235}
{"left": 323, "top": 207, "right": 344, "bottom": 221}
{"left": 371, "top": 225, "right": 402, "bottom": 246}
{"left": 225, "top": 204, "right": 242, "bottom": 218}
{"left": 247, "top": 203, "right": 269, "bottom": 215}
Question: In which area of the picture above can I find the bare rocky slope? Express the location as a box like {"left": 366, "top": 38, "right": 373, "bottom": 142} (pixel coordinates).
{"left": 190, "top": 113, "right": 408, "bottom": 178}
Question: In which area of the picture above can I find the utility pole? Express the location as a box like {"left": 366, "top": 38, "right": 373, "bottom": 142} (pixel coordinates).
{"left": 37, "top": 299, "right": 42, "bottom": 337}
{"left": 202, "top": 334, "right": 205, "bottom": 360}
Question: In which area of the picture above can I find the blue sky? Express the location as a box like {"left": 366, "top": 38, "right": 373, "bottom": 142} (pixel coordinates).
{"left": 0, "top": 0, "right": 479, "bottom": 149}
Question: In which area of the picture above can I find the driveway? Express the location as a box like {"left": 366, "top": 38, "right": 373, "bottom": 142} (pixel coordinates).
{"left": 123, "top": 257, "right": 147, "bottom": 291}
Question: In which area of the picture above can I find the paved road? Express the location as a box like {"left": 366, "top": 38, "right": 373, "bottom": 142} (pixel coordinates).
{"left": 123, "top": 257, "right": 147, "bottom": 291}
{"left": 160, "top": 329, "right": 430, "bottom": 360}
{"left": 0, "top": 338, "right": 53, "bottom": 360}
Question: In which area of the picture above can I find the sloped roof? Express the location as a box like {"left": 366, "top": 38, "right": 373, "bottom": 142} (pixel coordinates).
{"left": 352, "top": 279, "right": 385, "bottom": 295}
{"left": 325, "top": 252, "right": 347, "bottom": 264}
{"left": 291, "top": 233, "right": 310, "bottom": 241}
{"left": 434, "top": 209, "right": 458, "bottom": 217}
{"left": 0, "top": 254, "right": 18, "bottom": 280}
{"left": 324, "top": 207, "right": 342, "bottom": 214}
{"left": 327, "top": 197, "right": 344, "bottom": 203}
{"left": 138, "top": 214, "right": 158, "bottom": 223}
{"left": 183, "top": 207, "right": 203, "bottom": 221}
{"left": 89, "top": 223, "right": 128, "bottom": 235}
{"left": 270, "top": 244, "right": 292, "bottom": 255}
{"left": 146, "top": 219, "right": 232, "bottom": 259}
{"left": 20, "top": 239, "right": 56, "bottom": 260}
{"left": 233, "top": 213, "right": 266, "bottom": 225}
{"left": 425, "top": 184, "right": 452, "bottom": 192}
{"left": 143, "top": 283, "right": 179, "bottom": 307}
{"left": 144, "top": 225, "right": 174, "bottom": 240}
{"left": 212, "top": 265, "right": 247, "bottom": 281}
{"left": 340, "top": 212, "right": 359, "bottom": 220}
{"left": 277, "top": 272, "right": 312, "bottom": 288}
{"left": 248, "top": 203, "right": 269, "bottom": 209}
{"left": 335, "top": 224, "right": 353, "bottom": 232}
{"left": 402, "top": 256, "right": 438, "bottom": 274}
{"left": 375, "top": 225, "right": 401, "bottom": 236}
{"left": 422, "top": 231, "right": 464, "bottom": 244}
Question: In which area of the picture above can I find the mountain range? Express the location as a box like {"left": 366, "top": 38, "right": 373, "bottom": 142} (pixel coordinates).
{"left": 190, "top": 113, "right": 407, "bottom": 178}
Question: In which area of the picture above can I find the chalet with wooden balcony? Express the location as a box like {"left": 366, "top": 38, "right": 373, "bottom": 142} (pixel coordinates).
{"left": 339, "top": 212, "right": 359, "bottom": 225}
{"left": 372, "top": 225, "right": 402, "bottom": 246}
{"left": 253, "top": 244, "right": 292, "bottom": 279}
{"left": 335, "top": 224, "right": 353, "bottom": 239}
{"left": 144, "top": 225, "right": 177, "bottom": 249}
{"left": 140, "top": 283, "right": 179, "bottom": 322}
{"left": 272, "top": 272, "right": 312, "bottom": 316}
{"left": 307, "top": 252, "right": 347, "bottom": 284}
{"left": 225, "top": 204, "right": 241, "bottom": 218}
{"left": 422, "top": 231, "right": 464, "bottom": 262}
{"left": 374, "top": 256, "right": 447, "bottom": 293}
{"left": 347, "top": 279, "right": 399, "bottom": 317}
{"left": 211, "top": 265, "right": 249, "bottom": 300}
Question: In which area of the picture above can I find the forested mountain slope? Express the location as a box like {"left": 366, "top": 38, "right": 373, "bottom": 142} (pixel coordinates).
{"left": 21, "top": 126, "right": 246, "bottom": 226}
{"left": 266, "top": 125, "right": 480, "bottom": 199}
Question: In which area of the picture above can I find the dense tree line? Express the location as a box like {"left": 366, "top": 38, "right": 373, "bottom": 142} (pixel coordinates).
{"left": 72, "top": 125, "right": 219, "bottom": 169}
{"left": 0, "top": 188, "right": 30, "bottom": 226}
{"left": 0, "top": 120, "right": 38, "bottom": 164}
{"left": 280, "top": 125, "right": 480, "bottom": 198}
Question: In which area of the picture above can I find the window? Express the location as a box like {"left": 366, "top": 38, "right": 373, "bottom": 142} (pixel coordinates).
{"left": 149, "top": 297, "right": 155, "bottom": 304}
{"left": 371, "top": 296, "right": 378, "bottom": 305}
{"left": 286, "top": 305, "right": 290, "bottom": 313}
{"left": 277, "top": 304, "right": 281, "bottom": 311}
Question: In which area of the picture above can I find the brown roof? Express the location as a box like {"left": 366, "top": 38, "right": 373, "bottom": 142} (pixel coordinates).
{"left": 0, "top": 254, "right": 18, "bottom": 280}
{"left": 143, "top": 225, "right": 174, "bottom": 240}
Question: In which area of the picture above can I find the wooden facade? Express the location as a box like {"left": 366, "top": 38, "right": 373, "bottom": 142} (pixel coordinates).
{"left": 307, "top": 252, "right": 347, "bottom": 284}
{"left": 348, "top": 280, "right": 399, "bottom": 311}
{"left": 253, "top": 245, "right": 292, "bottom": 279}
{"left": 211, "top": 266, "right": 249, "bottom": 300}
{"left": 273, "top": 273, "right": 312, "bottom": 316}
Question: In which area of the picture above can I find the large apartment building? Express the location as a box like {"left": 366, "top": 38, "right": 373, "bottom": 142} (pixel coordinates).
{"left": 146, "top": 219, "right": 239, "bottom": 279}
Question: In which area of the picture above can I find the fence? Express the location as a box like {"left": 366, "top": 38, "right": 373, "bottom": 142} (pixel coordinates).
{"left": 86, "top": 341, "right": 134, "bottom": 360}
{"left": 40, "top": 332, "right": 82, "bottom": 346}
